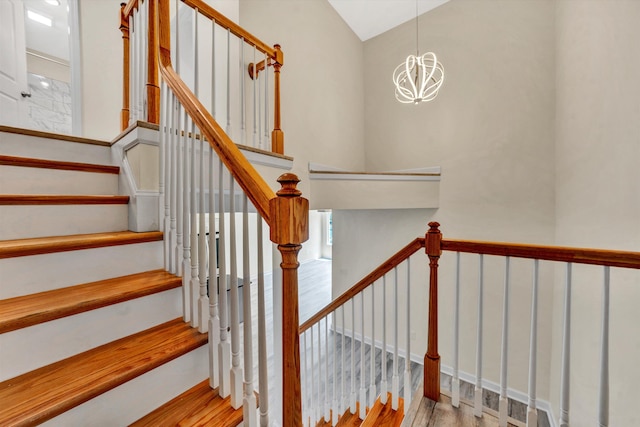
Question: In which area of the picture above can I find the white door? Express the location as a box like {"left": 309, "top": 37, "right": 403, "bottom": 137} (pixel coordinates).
{"left": 0, "top": 0, "right": 29, "bottom": 128}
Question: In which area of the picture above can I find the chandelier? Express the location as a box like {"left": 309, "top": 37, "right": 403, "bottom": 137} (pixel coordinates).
{"left": 392, "top": 1, "right": 444, "bottom": 104}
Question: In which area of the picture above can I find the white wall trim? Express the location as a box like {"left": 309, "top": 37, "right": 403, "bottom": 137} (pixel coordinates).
{"left": 309, "top": 171, "right": 440, "bottom": 182}
{"left": 68, "top": 0, "right": 82, "bottom": 136}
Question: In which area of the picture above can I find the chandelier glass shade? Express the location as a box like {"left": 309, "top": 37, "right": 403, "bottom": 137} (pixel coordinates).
{"left": 393, "top": 52, "right": 444, "bottom": 104}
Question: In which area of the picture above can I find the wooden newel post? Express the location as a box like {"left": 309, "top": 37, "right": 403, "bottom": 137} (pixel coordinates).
{"left": 424, "top": 221, "right": 442, "bottom": 401}
{"left": 271, "top": 45, "right": 284, "bottom": 155}
{"left": 120, "top": 3, "right": 130, "bottom": 131}
{"left": 269, "top": 173, "right": 308, "bottom": 426}
{"left": 146, "top": 0, "right": 160, "bottom": 125}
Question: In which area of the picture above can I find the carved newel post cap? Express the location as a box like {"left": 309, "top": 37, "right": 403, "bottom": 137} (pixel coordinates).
{"left": 276, "top": 173, "right": 301, "bottom": 197}
{"left": 270, "top": 173, "right": 309, "bottom": 246}
{"left": 426, "top": 221, "right": 442, "bottom": 257}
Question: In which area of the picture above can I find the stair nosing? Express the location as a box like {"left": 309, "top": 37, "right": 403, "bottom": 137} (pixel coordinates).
{"left": 0, "top": 155, "right": 119, "bottom": 174}
{"left": 0, "top": 269, "right": 181, "bottom": 333}
{"left": 0, "top": 231, "right": 163, "bottom": 259}
{"left": 0, "top": 195, "right": 129, "bottom": 205}
{"left": 0, "top": 125, "right": 112, "bottom": 147}
{"left": 0, "top": 318, "right": 207, "bottom": 427}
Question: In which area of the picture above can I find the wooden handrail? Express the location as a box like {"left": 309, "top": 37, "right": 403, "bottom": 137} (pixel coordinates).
{"left": 441, "top": 239, "right": 640, "bottom": 269}
{"left": 157, "top": 0, "right": 275, "bottom": 222}
{"left": 299, "top": 237, "right": 425, "bottom": 334}
{"left": 181, "top": 0, "right": 275, "bottom": 57}
{"left": 122, "top": 0, "right": 140, "bottom": 18}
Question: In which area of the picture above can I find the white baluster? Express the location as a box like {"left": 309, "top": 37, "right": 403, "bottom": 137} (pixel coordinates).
{"left": 211, "top": 19, "right": 216, "bottom": 119}
{"left": 128, "top": 14, "right": 134, "bottom": 124}
{"left": 181, "top": 110, "right": 191, "bottom": 322}
{"left": 599, "top": 266, "right": 610, "bottom": 427}
{"left": 310, "top": 325, "right": 316, "bottom": 424}
{"left": 141, "top": 0, "right": 147, "bottom": 118}
{"left": 369, "top": 283, "right": 376, "bottom": 409}
{"left": 452, "top": 252, "right": 461, "bottom": 408}
{"left": 168, "top": 86, "right": 178, "bottom": 275}
{"left": 332, "top": 310, "right": 338, "bottom": 425}
{"left": 189, "top": 120, "right": 199, "bottom": 329}
{"left": 559, "top": 263, "right": 572, "bottom": 427}
{"left": 257, "top": 214, "right": 269, "bottom": 426}
{"left": 158, "top": 82, "right": 166, "bottom": 234}
{"left": 226, "top": 28, "right": 231, "bottom": 136}
{"left": 162, "top": 90, "right": 172, "bottom": 272}
{"left": 198, "top": 137, "right": 209, "bottom": 333}
{"left": 325, "top": 316, "right": 331, "bottom": 423}
{"left": 132, "top": 11, "right": 138, "bottom": 120}
{"left": 527, "top": 259, "right": 539, "bottom": 427}
{"left": 359, "top": 293, "right": 366, "bottom": 420}
{"left": 404, "top": 258, "right": 412, "bottom": 406}
{"left": 317, "top": 322, "right": 323, "bottom": 424}
{"left": 239, "top": 38, "right": 246, "bottom": 145}
{"left": 242, "top": 194, "right": 256, "bottom": 426}
{"left": 218, "top": 159, "right": 231, "bottom": 397}
{"left": 350, "top": 299, "right": 356, "bottom": 415}
{"left": 499, "top": 257, "right": 511, "bottom": 427}
{"left": 474, "top": 254, "right": 484, "bottom": 418}
{"left": 392, "top": 267, "right": 399, "bottom": 411}
{"left": 340, "top": 305, "right": 346, "bottom": 414}
{"left": 380, "top": 274, "right": 388, "bottom": 405}
{"left": 252, "top": 46, "right": 257, "bottom": 147}
{"left": 263, "top": 52, "right": 269, "bottom": 150}
{"left": 208, "top": 147, "right": 219, "bottom": 388}
{"left": 175, "top": 106, "right": 184, "bottom": 279}
{"left": 229, "top": 176, "right": 243, "bottom": 408}
{"left": 302, "top": 331, "right": 309, "bottom": 427}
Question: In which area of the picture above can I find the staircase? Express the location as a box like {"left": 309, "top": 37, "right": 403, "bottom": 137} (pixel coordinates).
{"left": 0, "top": 127, "right": 241, "bottom": 426}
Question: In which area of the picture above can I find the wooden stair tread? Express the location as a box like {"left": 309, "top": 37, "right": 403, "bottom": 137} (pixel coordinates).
{"left": 0, "top": 194, "right": 129, "bottom": 205}
{"left": 0, "top": 155, "right": 119, "bottom": 174}
{"left": 130, "top": 379, "right": 243, "bottom": 427}
{"left": 0, "top": 269, "right": 181, "bottom": 333}
{"left": 361, "top": 393, "right": 403, "bottom": 427}
{"left": 0, "top": 230, "right": 163, "bottom": 259}
{"left": 0, "top": 318, "right": 207, "bottom": 427}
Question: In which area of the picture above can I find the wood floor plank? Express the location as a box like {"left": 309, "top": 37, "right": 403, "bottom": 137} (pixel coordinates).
{"left": 0, "top": 269, "right": 180, "bottom": 333}
{"left": 0, "top": 125, "right": 111, "bottom": 147}
{"left": 0, "top": 155, "right": 119, "bottom": 174}
{"left": 0, "top": 230, "right": 163, "bottom": 259}
{"left": 0, "top": 318, "right": 206, "bottom": 427}
{"left": 0, "top": 195, "right": 129, "bottom": 205}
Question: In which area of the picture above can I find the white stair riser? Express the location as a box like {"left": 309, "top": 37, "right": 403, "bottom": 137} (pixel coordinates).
{"left": 41, "top": 346, "right": 208, "bottom": 427}
{"left": 0, "top": 204, "right": 129, "bottom": 240}
{"left": 0, "top": 241, "right": 164, "bottom": 299}
{"left": 0, "top": 288, "right": 183, "bottom": 382}
{"left": 0, "top": 166, "right": 119, "bottom": 195}
{"left": 0, "top": 132, "right": 112, "bottom": 165}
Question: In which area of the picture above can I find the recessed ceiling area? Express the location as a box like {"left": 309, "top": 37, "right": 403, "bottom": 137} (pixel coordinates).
{"left": 327, "top": 0, "right": 449, "bottom": 41}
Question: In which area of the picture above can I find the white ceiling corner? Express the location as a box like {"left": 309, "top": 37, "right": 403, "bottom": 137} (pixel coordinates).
{"left": 327, "top": 0, "right": 449, "bottom": 41}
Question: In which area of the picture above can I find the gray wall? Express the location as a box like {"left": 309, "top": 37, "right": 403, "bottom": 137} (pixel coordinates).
{"left": 340, "top": 0, "right": 557, "bottom": 401}
{"left": 239, "top": 0, "right": 366, "bottom": 195}
{"left": 552, "top": 1, "right": 640, "bottom": 425}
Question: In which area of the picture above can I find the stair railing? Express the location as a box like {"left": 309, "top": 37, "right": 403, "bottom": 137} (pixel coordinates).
{"left": 120, "top": 0, "right": 159, "bottom": 130}
{"left": 121, "top": 0, "right": 285, "bottom": 155}
{"left": 434, "top": 224, "right": 640, "bottom": 427}
{"left": 121, "top": 0, "right": 306, "bottom": 425}
{"left": 298, "top": 228, "right": 442, "bottom": 426}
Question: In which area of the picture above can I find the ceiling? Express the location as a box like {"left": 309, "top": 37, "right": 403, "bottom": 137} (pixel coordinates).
{"left": 327, "top": 0, "right": 449, "bottom": 41}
